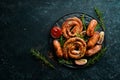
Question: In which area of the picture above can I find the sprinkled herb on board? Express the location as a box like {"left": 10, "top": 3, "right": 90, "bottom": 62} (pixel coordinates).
{"left": 30, "top": 48, "right": 55, "bottom": 69}
{"left": 94, "top": 7, "right": 106, "bottom": 31}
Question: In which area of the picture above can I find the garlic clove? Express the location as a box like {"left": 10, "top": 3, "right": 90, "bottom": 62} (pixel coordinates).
{"left": 97, "top": 31, "right": 104, "bottom": 44}
{"left": 75, "top": 59, "right": 87, "bottom": 65}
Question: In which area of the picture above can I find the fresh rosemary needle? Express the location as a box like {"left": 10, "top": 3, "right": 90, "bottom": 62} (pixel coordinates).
{"left": 58, "top": 58, "right": 73, "bottom": 65}
{"left": 30, "top": 48, "right": 55, "bottom": 69}
{"left": 59, "top": 35, "right": 65, "bottom": 47}
{"left": 81, "top": 14, "right": 86, "bottom": 30}
{"left": 94, "top": 7, "right": 106, "bottom": 31}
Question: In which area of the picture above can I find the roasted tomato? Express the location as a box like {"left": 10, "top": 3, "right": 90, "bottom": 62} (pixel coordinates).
{"left": 51, "top": 26, "right": 62, "bottom": 38}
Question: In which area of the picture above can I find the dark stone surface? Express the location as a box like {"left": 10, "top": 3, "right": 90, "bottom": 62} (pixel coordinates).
{"left": 0, "top": 0, "right": 120, "bottom": 80}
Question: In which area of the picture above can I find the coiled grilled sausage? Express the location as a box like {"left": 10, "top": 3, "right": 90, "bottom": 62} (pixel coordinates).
{"left": 62, "top": 17, "right": 83, "bottom": 39}
{"left": 63, "top": 37, "right": 86, "bottom": 59}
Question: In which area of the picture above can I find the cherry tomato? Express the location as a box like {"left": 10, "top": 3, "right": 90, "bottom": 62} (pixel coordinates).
{"left": 51, "top": 26, "right": 62, "bottom": 38}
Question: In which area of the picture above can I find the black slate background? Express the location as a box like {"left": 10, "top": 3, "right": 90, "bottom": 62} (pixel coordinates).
{"left": 0, "top": 0, "right": 120, "bottom": 80}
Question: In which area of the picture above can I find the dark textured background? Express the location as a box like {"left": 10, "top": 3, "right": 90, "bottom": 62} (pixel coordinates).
{"left": 0, "top": 0, "right": 120, "bottom": 80}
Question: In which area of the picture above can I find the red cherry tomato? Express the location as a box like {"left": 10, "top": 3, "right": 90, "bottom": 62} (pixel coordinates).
{"left": 51, "top": 26, "right": 62, "bottom": 38}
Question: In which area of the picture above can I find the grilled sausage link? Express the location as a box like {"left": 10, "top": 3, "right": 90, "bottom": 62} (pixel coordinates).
{"left": 87, "top": 31, "right": 100, "bottom": 48}
{"left": 85, "top": 45, "right": 102, "bottom": 56}
{"left": 87, "top": 19, "right": 98, "bottom": 36}
{"left": 53, "top": 40, "right": 63, "bottom": 57}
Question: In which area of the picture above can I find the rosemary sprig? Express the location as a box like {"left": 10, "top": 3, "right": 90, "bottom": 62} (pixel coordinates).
{"left": 94, "top": 7, "right": 106, "bottom": 31}
{"left": 76, "top": 33, "right": 84, "bottom": 39}
{"left": 76, "top": 33, "right": 88, "bottom": 42}
{"left": 85, "top": 47, "right": 107, "bottom": 66}
{"left": 30, "top": 48, "right": 55, "bottom": 69}
{"left": 59, "top": 35, "right": 65, "bottom": 47}
{"left": 95, "top": 24, "right": 101, "bottom": 31}
{"left": 59, "top": 35, "right": 67, "bottom": 47}
{"left": 81, "top": 14, "right": 86, "bottom": 30}
{"left": 58, "top": 58, "right": 73, "bottom": 65}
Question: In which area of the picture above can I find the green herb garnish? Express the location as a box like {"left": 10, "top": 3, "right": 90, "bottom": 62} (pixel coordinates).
{"left": 76, "top": 33, "right": 88, "bottom": 42}
{"left": 85, "top": 47, "right": 107, "bottom": 67}
{"left": 59, "top": 35, "right": 65, "bottom": 47}
{"left": 81, "top": 14, "right": 86, "bottom": 30}
{"left": 58, "top": 58, "right": 73, "bottom": 65}
{"left": 30, "top": 48, "right": 55, "bottom": 69}
{"left": 95, "top": 24, "right": 101, "bottom": 31}
{"left": 76, "top": 33, "right": 84, "bottom": 39}
{"left": 94, "top": 7, "right": 106, "bottom": 31}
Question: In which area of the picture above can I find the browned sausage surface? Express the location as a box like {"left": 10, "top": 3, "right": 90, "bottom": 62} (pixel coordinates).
{"left": 62, "top": 17, "right": 83, "bottom": 39}
{"left": 63, "top": 37, "right": 86, "bottom": 59}
{"left": 53, "top": 40, "right": 63, "bottom": 57}
{"left": 85, "top": 45, "right": 102, "bottom": 56}
{"left": 87, "top": 31, "right": 100, "bottom": 48}
{"left": 86, "top": 19, "right": 98, "bottom": 36}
